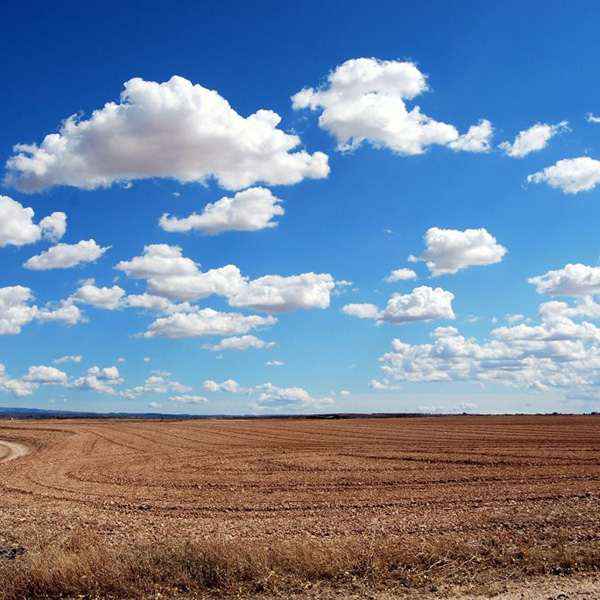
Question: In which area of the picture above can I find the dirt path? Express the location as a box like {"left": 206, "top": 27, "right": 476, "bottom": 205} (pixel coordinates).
{"left": 0, "top": 440, "right": 29, "bottom": 464}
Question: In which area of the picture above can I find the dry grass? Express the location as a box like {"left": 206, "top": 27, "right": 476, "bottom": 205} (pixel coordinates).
{"left": 1, "top": 527, "right": 598, "bottom": 599}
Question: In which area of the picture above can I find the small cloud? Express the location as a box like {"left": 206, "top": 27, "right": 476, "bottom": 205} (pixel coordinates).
{"left": 265, "top": 360, "right": 284, "bottom": 366}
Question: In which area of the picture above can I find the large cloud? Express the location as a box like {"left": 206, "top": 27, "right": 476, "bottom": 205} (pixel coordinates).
{"left": 343, "top": 286, "right": 455, "bottom": 325}
{"left": 71, "top": 279, "right": 126, "bottom": 310}
{"left": 203, "top": 378, "right": 333, "bottom": 411}
{"left": 378, "top": 300, "right": 600, "bottom": 395}
{"left": 206, "top": 335, "right": 275, "bottom": 351}
{"left": 528, "top": 157, "right": 600, "bottom": 194}
{"left": 116, "top": 244, "right": 336, "bottom": 312}
{"left": 409, "top": 227, "right": 507, "bottom": 276}
{"left": 142, "top": 308, "right": 276, "bottom": 339}
{"left": 292, "top": 58, "right": 492, "bottom": 155}
{"left": 5, "top": 76, "right": 329, "bottom": 193}
{"left": 24, "top": 239, "right": 109, "bottom": 270}
{"left": 499, "top": 121, "right": 569, "bottom": 158}
{"left": 528, "top": 263, "right": 600, "bottom": 296}
{"left": 0, "top": 195, "right": 66, "bottom": 247}
{"left": 228, "top": 273, "right": 334, "bottom": 313}
{"left": 159, "top": 187, "right": 284, "bottom": 235}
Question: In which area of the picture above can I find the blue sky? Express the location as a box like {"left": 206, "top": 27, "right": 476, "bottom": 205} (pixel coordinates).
{"left": 2, "top": 1, "right": 600, "bottom": 414}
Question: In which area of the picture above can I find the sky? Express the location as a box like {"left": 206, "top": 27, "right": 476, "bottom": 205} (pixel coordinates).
{"left": 1, "top": 0, "right": 600, "bottom": 415}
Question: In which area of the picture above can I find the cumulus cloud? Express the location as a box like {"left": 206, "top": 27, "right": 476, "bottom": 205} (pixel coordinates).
{"left": 54, "top": 354, "right": 82, "bottom": 365}
{"left": 409, "top": 227, "right": 507, "bottom": 276}
{"left": 0, "top": 286, "right": 84, "bottom": 334}
{"left": 204, "top": 378, "right": 333, "bottom": 411}
{"left": 5, "top": 76, "right": 329, "bottom": 193}
{"left": 378, "top": 300, "right": 600, "bottom": 396}
{"left": 159, "top": 187, "right": 284, "bottom": 235}
{"left": 385, "top": 268, "right": 417, "bottom": 282}
{"left": 116, "top": 244, "right": 336, "bottom": 312}
{"left": 122, "top": 375, "right": 192, "bottom": 399}
{"left": 205, "top": 335, "right": 275, "bottom": 352}
{"left": 69, "top": 366, "right": 123, "bottom": 394}
{"left": 341, "top": 303, "right": 380, "bottom": 319}
{"left": 528, "top": 263, "right": 600, "bottom": 296}
{"left": 170, "top": 394, "right": 208, "bottom": 404}
{"left": 266, "top": 360, "right": 284, "bottom": 366}
{"left": 292, "top": 58, "right": 492, "bottom": 155}
{"left": 24, "top": 239, "right": 109, "bottom": 270}
{"left": 37, "top": 300, "right": 83, "bottom": 325}
{"left": 142, "top": 308, "right": 276, "bottom": 339}
{"left": 71, "top": 279, "right": 126, "bottom": 309}
{"left": 499, "top": 121, "right": 569, "bottom": 158}
{"left": 430, "top": 326, "right": 459, "bottom": 338}
{"left": 228, "top": 273, "right": 335, "bottom": 313}
{"left": 23, "top": 365, "right": 68, "bottom": 384}
{"left": 528, "top": 157, "right": 600, "bottom": 194}
{"left": 379, "top": 286, "right": 455, "bottom": 324}
{"left": 586, "top": 113, "right": 600, "bottom": 124}
{"left": 0, "top": 286, "right": 40, "bottom": 335}
{"left": 343, "top": 286, "right": 455, "bottom": 325}
{"left": 125, "top": 294, "right": 174, "bottom": 311}
{"left": 0, "top": 195, "right": 66, "bottom": 247}
{"left": 116, "top": 244, "right": 246, "bottom": 301}
{"left": 369, "top": 379, "right": 402, "bottom": 391}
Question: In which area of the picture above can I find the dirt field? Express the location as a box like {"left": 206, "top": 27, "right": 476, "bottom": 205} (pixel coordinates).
{"left": 0, "top": 415, "right": 599, "bottom": 599}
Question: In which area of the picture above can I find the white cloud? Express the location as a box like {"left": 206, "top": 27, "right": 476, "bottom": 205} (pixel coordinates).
{"left": 505, "top": 313, "right": 526, "bottom": 324}
{"left": 116, "top": 244, "right": 246, "bottom": 302}
{"left": 71, "top": 279, "right": 126, "bottom": 309}
{"left": 37, "top": 300, "right": 84, "bottom": 325}
{"left": 122, "top": 375, "right": 192, "bottom": 399}
{"left": 499, "top": 121, "right": 569, "bottom": 158}
{"left": 0, "top": 286, "right": 39, "bottom": 335}
{"left": 339, "top": 389, "right": 351, "bottom": 396}
{"left": 228, "top": 273, "right": 334, "bottom": 313}
{"left": 0, "top": 287, "right": 85, "bottom": 334}
{"left": 448, "top": 120, "right": 494, "bottom": 153}
{"left": 204, "top": 378, "right": 333, "bottom": 411}
{"left": 24, "top": 239, "right": 109, "bottom": 270}
{"left": 430, "top": 326, "right": 459, "bottom": 338}
{"left": 23, "top": 365, "right": 68, "bottom": 384}
{"left": 341, "top": 303, "right": 380, "bottom": 319}
{"left": 377, "top": 300, "right": 600, "bottom": 396}
{"left": 343, "top": 286, "right": 455, "bottom": 325}
{"left": 116, "top": 244, "right": 197, "bottom": 278}
{"left": 385, "top": 268, "right": 417, "bottom": 282}
{"left": 203, "top": 379, "right": 243, "bottom": 393}
{"left": 142, "top": 308, "right": 276, "bottom": 339}
{"left": 369, "top": 379, "right": 402, "bottom": 391}
{"left": 379, "top": 286, "right": 455, "bottom": 324}
{"left": 170, "top": 394, "right": 208, "bottom": 404}
{"left": 5, "top": 75, "right": 329, "bottom": 193}
{"left": 528, "top": 157, "right": 600, "bottom": 194}
{"left": 409, "top": 227, "right": 507, "bottom": 276}
{"left": 292, "top": 58, "right": 492, "bottom": 156}
{"left": 586, "top": 113, "right": 600, "bottom": 124}
{"left": 266, "top": 360, "right": 283, "bottom": 366}
{"left": 54, "top": 354, "right": 82, "bottom": 365}
{"left": 529, "top": 263, "right": 600, "bottom": 296}
{"left": 69, "top": 366, "right": 123, "bottom": 394}
{"left": 0, "top": 195, "right": 66, "bottom": 247}
{"left": 125, "top": 294, "right": 174, "bottom": 311}
{"left": 116, "top": 245, "right": 335, "bottom": 312}
{"left": 206, "top": 335, "right": 275, "bottom": 352}
{"left": 159, "top": 187, "right": 284, "bottom": 235}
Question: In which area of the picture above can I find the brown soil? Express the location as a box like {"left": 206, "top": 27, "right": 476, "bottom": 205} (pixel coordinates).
{"left": 0, "top": 415, "right": 599, "bottom": 598}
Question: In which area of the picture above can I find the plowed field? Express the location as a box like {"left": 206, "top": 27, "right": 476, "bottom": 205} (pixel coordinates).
{"left": 0, "top": 415, "right": 599, "bottom": 598}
